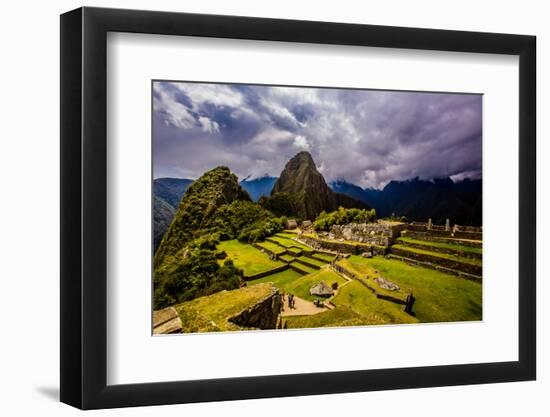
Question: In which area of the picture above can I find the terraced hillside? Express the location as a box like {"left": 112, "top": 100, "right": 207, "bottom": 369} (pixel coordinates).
{"left": 389, "top": 234, "right": 483, "bottom": 282}
{"left": 160, "top": 227, "right": 482, "bottom": 333}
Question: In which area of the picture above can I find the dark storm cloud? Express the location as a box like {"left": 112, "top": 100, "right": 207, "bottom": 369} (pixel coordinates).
{"left": 153, "top": 81, "right": 482, "bottom": 189}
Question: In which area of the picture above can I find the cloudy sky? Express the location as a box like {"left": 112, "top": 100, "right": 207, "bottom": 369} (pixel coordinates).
{"left": 153, "top": 81, "right": 482, "bottom": 189}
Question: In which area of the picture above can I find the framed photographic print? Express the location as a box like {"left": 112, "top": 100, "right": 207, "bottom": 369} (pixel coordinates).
{"left": 60, "top": 7, "right": 536, "bottom": 409}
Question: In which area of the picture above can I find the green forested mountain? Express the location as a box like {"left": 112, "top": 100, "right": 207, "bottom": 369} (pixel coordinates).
{"left": 153, "top": 166, "right": 285, "bottom": 309}
{"left": 154, "top": 167, "right": 251, "bottom": 267}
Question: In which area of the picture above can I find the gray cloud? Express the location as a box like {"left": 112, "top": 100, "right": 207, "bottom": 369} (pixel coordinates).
{"left": 153, "top": 81, "right": 482, "bottom": 189}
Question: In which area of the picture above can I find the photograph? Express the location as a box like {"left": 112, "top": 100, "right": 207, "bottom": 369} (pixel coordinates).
{"left": 151, "top": 81, "right": 483, "bottom": 334}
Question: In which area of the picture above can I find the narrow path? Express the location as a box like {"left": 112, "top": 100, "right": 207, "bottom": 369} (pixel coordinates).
{"left": 280, "top": 295, "right": 331, "bottom": 316}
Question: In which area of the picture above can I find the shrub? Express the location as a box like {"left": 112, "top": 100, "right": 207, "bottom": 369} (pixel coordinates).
{"left": 238, "top": 216, "right": 286, "bottom": 243}
{"left": 153, "top": 242, "right": 243, "bottom": 310}
{"left": 313, "top": 207, "right": 377, "bottom": 231}
{"left": 259, "top": 192, "right": 298, "bottom": 217}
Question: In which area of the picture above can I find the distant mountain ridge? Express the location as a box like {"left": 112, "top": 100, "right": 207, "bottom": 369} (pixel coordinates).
{"left": 152, "top": 178, "right": 193, "bottom": 250}
{"left": 330, "top": 177, "right": 482, "bottom": 225}
{"left": 152, "top": 163, "right": 482, "bottom": 250}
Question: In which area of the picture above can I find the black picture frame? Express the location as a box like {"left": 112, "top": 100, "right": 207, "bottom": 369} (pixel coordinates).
{"left": 60, "top": 6, "right": 536, "bottom": 410}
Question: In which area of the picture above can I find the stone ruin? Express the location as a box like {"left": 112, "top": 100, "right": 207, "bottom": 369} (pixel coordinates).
{"left": 309, "top": 281, "right": 334, "bottom": 297}
{"left": 374, "top": 276, "right": 400, "bottom": 292}
{"left": 286, "top": 219, "right": 298, "bottom": 229}
{"left": 302, "top": 220, "right": 313, "bottom": 229}
{"left": 326, "top": 221, "right": 406, "bottom": 246}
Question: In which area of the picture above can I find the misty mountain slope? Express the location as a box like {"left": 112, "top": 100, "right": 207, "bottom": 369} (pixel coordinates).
{"left": 153, "top": 195, "right": 176, "bottom": 250}
{"left": 152, "top": 177, "right": 193, "bottom": 251}
{"left": 153, "top": 177, "right": 193, "bottom": 208}
{"left": 240, "top": 176, "right": 277, "bottom": 201}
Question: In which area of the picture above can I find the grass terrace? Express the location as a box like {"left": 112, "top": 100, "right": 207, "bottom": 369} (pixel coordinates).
{"left": 247, "top": 268, "right": 303, "bottom": 288}
{"left": 268, "top": 236, "right": 314, "bottom": 252}
{"left": 285, "top": 269, "right": 347, "bottom": 302}
{"left": 342, "top": 255, "right": 482, "bottom": 322}
{"left": 337, "top": 257, "right": 408, "bottom": 302}
{"left": 276, "top": 232, "right": 299, "bottom": 238}
{"left": 332, "top": 280, "right": 418, "bottom": 324}
{"left": 396, "top": 236, "right": 482, "bottom": 255}
{"left": 217, "top": 240, "right": 283, "bottom": 277}
{"left": 311, "top": 252, "right": 336, "bottom": 262}
{"left": 256, "top": 241, "right": 287, "bottom": 255}
{"left": 286, "top": 247, "right": 302, "bottom": 256}
{"left": 285, "top": 305, "right": 381, "bottom": 328}
{"left": 392, "top": 244, "right": 482, "bottom": 266}
{"left": 290, "top": 263, "right": 317, "bottom": 275}
{"left": 297, "top": 256, "right": 327, "bottom": 268}
{"left": 279, "top": 254, "right": 295, "bottom": 263}
{"left": 175, "top": 283, "right": 275, "bottom": 333}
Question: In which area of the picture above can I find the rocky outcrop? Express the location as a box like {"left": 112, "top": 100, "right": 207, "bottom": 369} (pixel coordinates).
{"left": 310, "top": 281, "right": 334, "bottom": 297}
{"left": 228, "top": 290, "right": 282, "bottom": 329}
{"left": 153, "top": 307, "right": 183, "bottom": 334}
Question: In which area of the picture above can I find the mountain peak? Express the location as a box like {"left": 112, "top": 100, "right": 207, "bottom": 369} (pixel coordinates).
{"left": 268, "top": 152, "right": 368, "bottom": 219}
{"left": 283, "top": 151, "right": 316, "bottom": 171}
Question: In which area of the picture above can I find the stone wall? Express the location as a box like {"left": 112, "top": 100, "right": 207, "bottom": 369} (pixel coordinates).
{"left": 404, "top": 222, "right": 482, "bottom": 240}
{"left": 454, "top": 224, "right": 483, "bottom": 233}
{"left": 299, "top": 235, "right": 387, "bottom": 256}
{"left": 228, "top": 290, "right": 282, "bottom": 330}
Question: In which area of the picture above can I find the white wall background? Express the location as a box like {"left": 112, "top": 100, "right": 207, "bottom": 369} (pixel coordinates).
{"left": 0, "top": 0, "right": 546, "bottom": 415}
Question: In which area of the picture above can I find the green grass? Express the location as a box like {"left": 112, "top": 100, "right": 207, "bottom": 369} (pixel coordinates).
{"left": 247, "top": 268, "right": 303, "bottom": 288}
{"left": 397, "top": 236, "right": 482, "bottom": 255}
{"left": 343, "top": 255, "right": 482, "bottom": 323}
{"left": 290, "top": 262, "right": 317, "bottom": 275}
{"left": 279, "top": 254, "right": 295, "bottom": 263}
{"left": 286, "top": 247, "right": 302, "bottom": 255}
{"left": 285, "top": 275, "right": 416, "bottom": 328}
{"left": 336, "top": 257, "right": 408, "bottom": 301}
{"left": 217, "top": 240, "right": 283, "bottom": 277}
{"left": 297, "top": 256, "right": 327, "bottom": 268}
{"left": 312, "top": 252, "right": 336, "bottom": 262}
{"left": 392, "top": 244, "right": 482, "bottom": 266}
{"left": 285, "top": 305, "right": 384, "bottom": 329}
{"left": 276, "top": 232, "right": 299, "bottom": 238}
{"left": 332, "top": 281, "right": 417, "bottom": 324}
{"left": 268, "top": 236, "right": 314, "bottom": 252}
{"left": 175, "top": 283, "right": 275, "bottom": 332}
{"left": 285, "top": 269, "right": 347, "bottom": 302}
{"left": 248, "top": 268, "right": 345, "bottom": 302}
{"left": 256, "top": 241, "right": 286, "bottom": 255}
